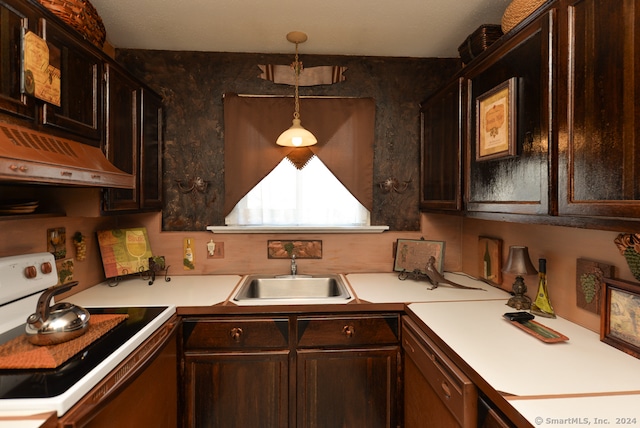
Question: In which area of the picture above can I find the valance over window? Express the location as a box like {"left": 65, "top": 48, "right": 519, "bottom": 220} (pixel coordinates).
{"left": 223, "top": 93, "right": 375, "bottom": 217}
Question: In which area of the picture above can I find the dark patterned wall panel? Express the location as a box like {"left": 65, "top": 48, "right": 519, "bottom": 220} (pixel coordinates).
{"left": 116, "top": 50, "right": 459, "bottom": 231}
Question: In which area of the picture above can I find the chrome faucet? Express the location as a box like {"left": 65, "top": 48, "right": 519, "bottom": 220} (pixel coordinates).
{"left": 290, "top": 254, "right": 297, "bottom": 276}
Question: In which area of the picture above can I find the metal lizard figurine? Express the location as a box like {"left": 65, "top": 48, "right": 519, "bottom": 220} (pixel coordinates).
{"left": 424, "top": 256, "right": 485, "bottom": 291}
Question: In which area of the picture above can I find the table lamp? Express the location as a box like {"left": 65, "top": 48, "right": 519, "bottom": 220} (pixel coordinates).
{"left": 502, "top": 246, "right": 537, "bottom": 310}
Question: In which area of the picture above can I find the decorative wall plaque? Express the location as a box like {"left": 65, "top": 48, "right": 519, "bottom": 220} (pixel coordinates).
{"left": 576, "top": 258, "right": 614, "bottom": 314}
{"left": 393, "top": 238, "right": 445, "bottom": 275}
{"left": 22, "top": 30, "right": 61, "bottom": 106}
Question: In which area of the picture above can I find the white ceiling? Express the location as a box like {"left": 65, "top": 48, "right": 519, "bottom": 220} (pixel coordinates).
{"left": 89, "top": 0, "right": 511, "bottom": 58}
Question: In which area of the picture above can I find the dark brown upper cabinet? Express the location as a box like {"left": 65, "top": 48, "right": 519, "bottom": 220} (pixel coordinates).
{"left": 103, "top": 62, "right": 139, "bottom": 211}
{"left": 557, "top": 0, "right": 640, "bottom": 219}
{"left": 103, "top": 63, "right": 164, "bottom": 213}
{"left": 420, "top": 77, "right": 463, "bottom": 211}
{"left": 40, "top": 18, "right": 102, "bottom": 145}
{"left": 0, "top": 0, "right": 37, "bottom": 119}
{"left": 464, "top": 9, "right": 555, "bottom": 216}
{"left": 140, "top": 88, "right": 163, "bottom": 209}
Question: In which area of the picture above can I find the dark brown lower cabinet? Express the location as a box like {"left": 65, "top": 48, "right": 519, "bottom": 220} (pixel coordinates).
{"left": 297, "top": 348, "right": 398, "bottom": 428}
{"left": 181, "top": 313, "right": 400, "bottom": 428}
{"left": 478, "top": 395, "right": 516, "bottom": 428}
{"left": 181, "top": 317, "right": 290, "bottom": 427}
{"left": 402, "top": 316, "right": 477, "bottom": 428}
{"left": 183, "top": 351, "right": 289, "bottom": 427}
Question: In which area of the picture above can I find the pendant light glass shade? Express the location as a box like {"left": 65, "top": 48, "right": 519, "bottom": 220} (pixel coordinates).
{"left": 276, "top": 31, "right": 317, "bottom": 148}
{"left": 276, "top": 116, "right": 317, "bottom": 147}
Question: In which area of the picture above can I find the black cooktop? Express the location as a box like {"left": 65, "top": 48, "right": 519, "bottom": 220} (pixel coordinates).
{"left": 0, "top": 306, "right": 167, "bottom": 399}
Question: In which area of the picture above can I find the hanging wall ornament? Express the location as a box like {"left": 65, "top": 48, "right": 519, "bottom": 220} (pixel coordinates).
{"left": 258, "top": 64, "right": 347, "bottom": 86}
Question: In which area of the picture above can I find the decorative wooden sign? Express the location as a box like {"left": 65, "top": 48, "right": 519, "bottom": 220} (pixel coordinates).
{"left": 268, "top": 240, "right": 322, "bottom": 259}
{"left": 258, "top": 64, "right": 347, "bottom": 86}
{"left": 22, "top": 30, "right": 61, "bottom": 106}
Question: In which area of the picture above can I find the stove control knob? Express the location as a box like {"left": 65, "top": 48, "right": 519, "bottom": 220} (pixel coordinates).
{"left": 41, "top": 262, "right": 53, "bottom": 274}
{"left": 25, "top": 265, "right": 37, "bottom": 279}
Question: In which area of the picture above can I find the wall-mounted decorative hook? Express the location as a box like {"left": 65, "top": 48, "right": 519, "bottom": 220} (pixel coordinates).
{"left": 378, "top": 176, "right": 412, "bottom": 194}
{"left": 176, "top": 176, "right": 209, "bottom": 194}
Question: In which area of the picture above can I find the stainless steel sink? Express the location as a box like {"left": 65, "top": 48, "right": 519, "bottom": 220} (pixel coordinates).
{"left": 233, "top": 274, "right": 351, "bottom": 303}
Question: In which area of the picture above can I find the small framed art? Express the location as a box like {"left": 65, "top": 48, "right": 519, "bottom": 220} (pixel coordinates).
{"left": 478, "top": 236, "right": 502, "bottom": 285}
{"left": 601, "top": 277, "right": 640, "bottom": 359}
{"left": 393, "top": 239, "right": 445, "bottom": 275}
{"left": 476, "top": 77, "right": 517, "bottom": 161}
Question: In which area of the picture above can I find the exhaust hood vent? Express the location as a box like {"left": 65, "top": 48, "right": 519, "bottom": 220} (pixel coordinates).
{"left": 0, "top": 123, "right": 134, "bottom": 189}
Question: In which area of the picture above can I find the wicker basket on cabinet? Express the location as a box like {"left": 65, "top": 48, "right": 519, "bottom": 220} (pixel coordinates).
{"left": 501, "top": 0, "right": 547, "bottom": 33}
{"left": 36, "top": 0, "right": 106, "bottom": 48}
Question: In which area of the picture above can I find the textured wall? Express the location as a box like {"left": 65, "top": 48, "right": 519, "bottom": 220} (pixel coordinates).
{"left": 116, "top": 50, "right": 459, "bottom": 231}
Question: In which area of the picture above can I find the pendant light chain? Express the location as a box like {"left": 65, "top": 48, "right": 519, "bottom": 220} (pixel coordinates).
{"left": 276, "top": 31, "right": 317, "bottom": 148}
{"left": 293, "top": 42, "right": 301, "bottom": 119}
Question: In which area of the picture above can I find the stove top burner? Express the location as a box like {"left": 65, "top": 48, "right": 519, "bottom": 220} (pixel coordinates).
{"left": 0, "top": 307, "right": 166, "bottom": 399}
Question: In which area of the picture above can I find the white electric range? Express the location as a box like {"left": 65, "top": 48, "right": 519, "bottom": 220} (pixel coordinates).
{"left": 0, "top": 252, "right": 174, "bottom": 416}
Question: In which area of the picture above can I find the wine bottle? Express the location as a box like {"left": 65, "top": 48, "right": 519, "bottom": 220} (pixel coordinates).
{"left": 185, "top": 239, "right": 194, "bottom": 263}
{"left": 530, "top": 258, "right": 556, "bottom": 318}
{"left": 483, "top": 241, "right": 492, "bottom": 280}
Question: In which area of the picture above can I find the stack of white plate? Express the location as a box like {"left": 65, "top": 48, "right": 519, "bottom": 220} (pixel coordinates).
{"left": 0, "top": 199, "right": 39, "bottom": 214}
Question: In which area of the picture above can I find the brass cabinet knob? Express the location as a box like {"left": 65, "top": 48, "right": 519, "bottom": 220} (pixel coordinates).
{"left": 230, "top": 327, "right": 243, "bottom": 342}
{"left": 342, "top": 325, "right": 355, "bottom": 338}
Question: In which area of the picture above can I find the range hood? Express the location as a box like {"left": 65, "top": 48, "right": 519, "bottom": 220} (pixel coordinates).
{"left": 0, "top": 122, "right": 134, "bottom": 188}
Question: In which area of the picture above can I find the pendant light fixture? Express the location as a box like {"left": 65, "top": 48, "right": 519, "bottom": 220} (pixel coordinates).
{"left": 276, "top": 31, "right": 317, "bottom": 147}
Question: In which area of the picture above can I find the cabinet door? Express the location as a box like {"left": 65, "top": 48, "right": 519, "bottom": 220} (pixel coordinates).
{"left": 420, "top": 77, "right": 463, "bottom": 211}
{"left": 465, "top": 10, "right": 554, "bottom": 215}
{"left": 140, "top": 88, "right": 163, "bottom": 209}
{"left": 40, "top": 18, "right": 101, "bottom": 144}
{"left": 405, "top": 354, "right": 459, "bottom": 428}
{"left": 181, "top": 317, "right": 290, "bottom": 428}
{"left": 296, "top": 347, "right": 399, "bottom": 428}
{"left": 0, "top": 0, "right": 37, "bottom": 119}
{"left": 558, "top": 0, "right": 640, "bottom": 218}
{"left": 183, "top": 351, "right": 290, "bottom": 428}
{"left": 103, "top": 62, "right": 139, "bottom": 211}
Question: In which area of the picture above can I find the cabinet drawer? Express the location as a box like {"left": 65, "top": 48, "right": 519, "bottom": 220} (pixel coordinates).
{"left": 183, "top": 318, "right": 289, "bottom": 350}
{"left": 297, "top": 314, "right": 399, "bottom": 348}
{"left": 402, "top": 318, "right": 477, "bottom": 428}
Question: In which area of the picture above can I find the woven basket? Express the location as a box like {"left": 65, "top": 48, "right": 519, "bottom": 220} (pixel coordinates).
{"left": 501, "top": 0, "right": 547, "bottom": 33}
{"left": 458, "top": 25, "right": 503, "bottom": 65}
{"left": 37, "top": 0, "right": 106, "bottom": 48}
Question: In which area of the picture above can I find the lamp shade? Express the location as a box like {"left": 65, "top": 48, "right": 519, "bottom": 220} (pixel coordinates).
{"left": 502, "top": 246, "right": 537, "bottom": 276}
{"left": 276, "top": 117, "right": 317, "bottom": 147}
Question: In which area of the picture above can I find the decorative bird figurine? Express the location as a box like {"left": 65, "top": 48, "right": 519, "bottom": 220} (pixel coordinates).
{"left": 424, "top": 256, "right": 485, "bottom": 291}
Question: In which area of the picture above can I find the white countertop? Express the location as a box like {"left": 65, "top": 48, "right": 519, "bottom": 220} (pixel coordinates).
{"left": 346, "top": 272, "right": 511, "bottom": 303}
{"left": 66, "top": 274, "right": 242, "bottom": 308}
{"left": 507, "top": 394, "right": 640, "bottom": 427}
{"left": 8, "top": 272, "right": 640, "bottom": 426}
{"left": 408, "top": 299, "right": 640, "bottom": 397}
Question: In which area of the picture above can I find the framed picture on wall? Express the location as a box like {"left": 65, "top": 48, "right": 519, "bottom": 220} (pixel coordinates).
{"left": 476, "top": 77, "right": 517, "bottom": 161}
{"left": 393, "top": 238, "right": 445, "bottom": 275}
{"left": 478, "top": 236, "right": 502, "bottom": 285}
{"left": 601, "top": 277, "right": 640, "bottom": 359}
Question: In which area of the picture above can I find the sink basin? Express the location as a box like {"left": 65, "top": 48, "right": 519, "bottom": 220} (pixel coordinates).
{"left": 233, "top": 274, "right": 351, "bottom": 304}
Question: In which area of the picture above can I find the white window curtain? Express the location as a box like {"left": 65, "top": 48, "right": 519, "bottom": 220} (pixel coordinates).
{"left": 226, "top": 156, "right": 370, "bottom": 226}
